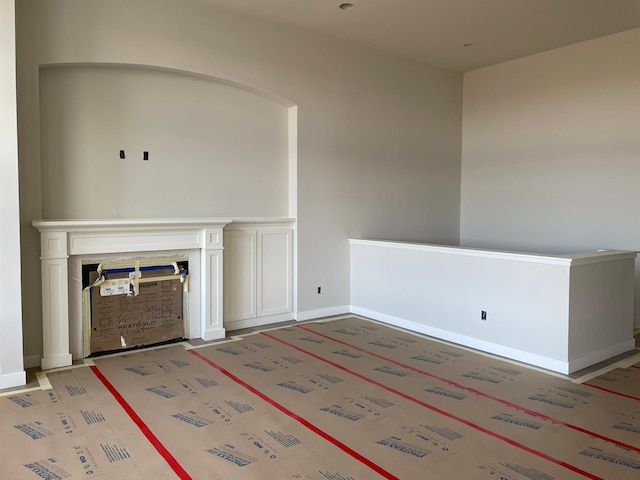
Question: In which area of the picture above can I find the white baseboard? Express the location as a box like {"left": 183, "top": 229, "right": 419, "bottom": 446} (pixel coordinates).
{"left": 225, "top": 312, "right": 295, "bottom": 332}
{"left": 0, "top": 370, "right": 27, "bottom": 390}
{"left": 296, "top": 305, "right": 351, "bottom": 322}
{"left": 23, "top": 355, "right": 41, "bottom": 369}
{"left": 351, "top": 306, "right": 578, "bottom": 374}
{"left": 567, "top": 339, "right": 637, "bottom": 373}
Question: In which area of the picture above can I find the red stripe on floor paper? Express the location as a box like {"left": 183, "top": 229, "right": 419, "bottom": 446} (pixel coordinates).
{"left": 90, "top": 365, "right": 193, "bottom": 480}
{"left": 296, "top": 324, "right": 640, "bottom": 454}
{"left": 188, "top": 349, "right": 399, "bottom": 480}
{"left": 583, "top": 382, "right": 640, "bottom": 402}
{"left": 263, "top": 331, "right": 603, "bottom": 480}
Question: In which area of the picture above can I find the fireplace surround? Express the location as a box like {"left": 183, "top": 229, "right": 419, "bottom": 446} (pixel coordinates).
{"left": 32, "top": 218, "right": 231, "bottom": 369}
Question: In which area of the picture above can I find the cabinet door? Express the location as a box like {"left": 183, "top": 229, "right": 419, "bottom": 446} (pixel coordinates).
{"left": 257, "top": 228, "right": 293, "bottom": 317}
{"left": 223, "top": 230, "right": 257, "bottom": 321}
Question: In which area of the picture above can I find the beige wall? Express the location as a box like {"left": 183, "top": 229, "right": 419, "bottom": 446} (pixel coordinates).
{"left": 16, "top": 0, "right": 463, "bottom": 360}
{"left": 461, "top": 28, "right": 640, "bottom": 327}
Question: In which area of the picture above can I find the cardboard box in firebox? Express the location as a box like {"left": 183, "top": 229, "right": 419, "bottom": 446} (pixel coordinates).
{"left": 82, "top": 257, "right": 188, "bottom": 356}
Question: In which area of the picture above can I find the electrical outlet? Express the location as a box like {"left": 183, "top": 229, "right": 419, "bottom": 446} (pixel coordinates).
{"left": 481, "top": 311, "right": 487, "bottom": 321}
{"left": 119, "top": 150, "right": 125, "bottom": 159}
{"left": 317, "top": 286, "right": 322, "bottom": 294}
{"left": 143, "top": 151, "right": 149, "bottom": 161}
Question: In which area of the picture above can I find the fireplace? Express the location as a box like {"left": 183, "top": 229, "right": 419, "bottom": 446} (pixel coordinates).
{"left": 32, "top": 218, "right": 230, "bottom": 369}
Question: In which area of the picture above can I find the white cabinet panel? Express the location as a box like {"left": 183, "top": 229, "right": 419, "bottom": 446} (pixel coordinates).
{"left": 223, "top": 230, "right": 257, "bottom": 321}
{"left": 258, "top": 229, "right": 293, "bottom": 316}
{"left": 224, "top": 222, "right": 294, "bottom": 329}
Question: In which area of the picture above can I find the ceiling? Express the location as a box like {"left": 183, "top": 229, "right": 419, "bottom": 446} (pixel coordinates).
{"left": 200, "top": 0, "right": 640, "bottom": 72}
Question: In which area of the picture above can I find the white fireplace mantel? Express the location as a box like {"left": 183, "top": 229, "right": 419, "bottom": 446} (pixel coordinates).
{"left": 32, "top": 218, "right": 232, "bottom": 369}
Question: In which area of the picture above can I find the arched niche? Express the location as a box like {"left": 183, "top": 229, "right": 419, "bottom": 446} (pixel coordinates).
{"left": 39, "top": 63, "right": 297, "bottom": 219}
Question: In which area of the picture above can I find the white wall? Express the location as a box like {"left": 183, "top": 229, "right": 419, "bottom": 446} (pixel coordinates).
{"left": 350, "top": 240, "right": 636, "bottom": 374}
{"left": 0, "top": 0, "right": 25, "bottom": 388}
{"left": 16, "top": 0, "right": 462, "bottom": 360}
{"left": 461, "top": 28, "right": 640, "bottom": 327}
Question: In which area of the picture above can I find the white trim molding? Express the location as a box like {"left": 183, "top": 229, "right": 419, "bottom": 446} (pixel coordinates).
{"left": 296, "top": 305, "right": 351, "bottom": 322}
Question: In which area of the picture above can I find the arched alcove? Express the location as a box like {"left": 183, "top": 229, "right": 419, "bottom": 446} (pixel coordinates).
{"left": 39, "top": 63, "right": 296, "bottom": 220}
